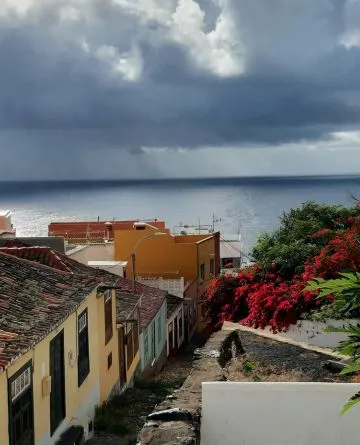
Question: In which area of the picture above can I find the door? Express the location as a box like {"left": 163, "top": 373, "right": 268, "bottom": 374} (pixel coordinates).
{"left": 8, "top": 364, "right": 34, "bottom": 445}
{"left": 50, "top": 331, "right": 66, "bottom": 435}
{"left": 152, "top": 321, "right": 156, "bottom": 359}
{"left": 118, "top": 327, "right": 127, "bottom": 386}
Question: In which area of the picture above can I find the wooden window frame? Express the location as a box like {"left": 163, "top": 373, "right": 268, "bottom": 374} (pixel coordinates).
{"left": 210, "top": 258, "right": 214, "bottom": 275}
{"left": 8, "top": 360, "right": 34, "bottom": 445}
{"left": 200, "top": 263, "right": 205, "bottom": 280}
{"left": 104, "top": 290, "right": 113, "bottom": 345}
{"left": 78, "top": 309, "right": 90, "bottom": 387}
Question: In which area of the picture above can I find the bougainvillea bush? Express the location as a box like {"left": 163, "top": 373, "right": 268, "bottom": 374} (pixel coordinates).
{"left": 204, "top": 202, "right": 360, "bottom": 333}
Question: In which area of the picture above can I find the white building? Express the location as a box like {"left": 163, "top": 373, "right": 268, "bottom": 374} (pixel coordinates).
{"left": 0, "top": 210, "right": 16, "bottom": 238}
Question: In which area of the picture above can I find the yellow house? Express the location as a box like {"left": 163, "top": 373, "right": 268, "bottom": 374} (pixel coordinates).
{"left": 0, "top": 250, "right": 120, "bottom": 445}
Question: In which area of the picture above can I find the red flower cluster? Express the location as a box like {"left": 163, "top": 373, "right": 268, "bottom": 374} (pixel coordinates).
{"left": 204, "top": 218, "right": 360, "bottom": 332}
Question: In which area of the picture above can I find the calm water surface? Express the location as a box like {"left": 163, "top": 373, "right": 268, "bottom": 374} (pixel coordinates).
{"left": 0, "top": 176, "right": 359, "bottom": 255}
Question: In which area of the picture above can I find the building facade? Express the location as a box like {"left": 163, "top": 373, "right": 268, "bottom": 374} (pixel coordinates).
{"left": 0, "top": 252, "right": 120, "bottom": 445}
{"left": 114, "top": 226, "right": 220, "bottom": 336}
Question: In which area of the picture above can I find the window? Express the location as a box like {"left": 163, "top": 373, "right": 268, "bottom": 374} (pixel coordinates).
{"left": 199, "top": 263, "right": 205, "bottom": 281}
{"left": 104, "top": 290, "right": 113, "bottom": 345}
{"left": 179, "top": 313, "right": 183, "bottom": 338}
{"left": 107, "top": 352, "right": 113, "bottom": 369}
{"left": 10, "top": 367, "right": 31, "bottom": 402}
{"left": 78, "top": 309, "right": 90, "bottom": 387}
{"left": 210, "top": 258, "right": 214, "bottom": 275}
{"left": 157, "top": 316, "right": 162, "bottom": 343}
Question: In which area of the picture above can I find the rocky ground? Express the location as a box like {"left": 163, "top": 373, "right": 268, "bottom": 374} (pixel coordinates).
{"left": 88, "top": 346, "right": 195, "bottom": 445}
{"left": 89, "top": 327, "right": 350, "bottom": 445}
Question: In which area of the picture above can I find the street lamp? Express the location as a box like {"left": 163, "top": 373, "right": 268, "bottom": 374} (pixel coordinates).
{"left": 131, "top": 231, "right": 167, "bottom": 290}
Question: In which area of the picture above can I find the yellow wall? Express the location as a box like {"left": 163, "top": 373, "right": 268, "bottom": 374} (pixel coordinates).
{"left": 1, "top": 287, "right": 120, "bottom": 445}
{"left": 0, "top": 367, "right": 9, "bottom": 445}
{"left": 97, "top": 290, "right": 120, "bottom": 403}
{"left": 114, "top": 229, "right": 215, "bottom": 282}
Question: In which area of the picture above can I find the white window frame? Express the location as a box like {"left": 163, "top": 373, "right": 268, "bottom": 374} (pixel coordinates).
{"left": 78, "top": 311, "right": 87, "bottom": 333}
{"left": 11, "top": 367, "right": 31, "bottom": 402}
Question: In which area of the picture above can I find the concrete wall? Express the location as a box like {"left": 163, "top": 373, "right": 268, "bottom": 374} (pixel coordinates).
{"left": 261, "top": 318, "right": 360, "bottom": 349}
{"left": 201, "top": 382, "right": 360, "bottom": 445}
{"left": 67, "top": 244, "right": 114, "bottom": 263}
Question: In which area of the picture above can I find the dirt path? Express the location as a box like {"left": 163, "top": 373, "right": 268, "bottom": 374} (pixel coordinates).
{"left": 88, "top": 346, "right": 196, "bottom": 445}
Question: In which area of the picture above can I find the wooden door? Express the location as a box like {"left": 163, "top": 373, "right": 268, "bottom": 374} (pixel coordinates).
{"left": 8, "top": 364, "right": 34, "bottom": 445}
{"left": 50, "top": 331, "right": 66, "bottom": 435}
{"left": 118, "top": 327, "right": 127, "bottom": 386}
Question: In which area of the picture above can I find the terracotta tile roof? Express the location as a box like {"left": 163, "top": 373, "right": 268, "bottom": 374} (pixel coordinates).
{"left": 0, "top": 252, "right": 98, "bottom": 371}
{"left": 116, "top": 291, "right": 139, "bottom": 321}
{"left": 166, "top": 294, "right": 184, "bottom": 319}
{"left": 115, "top": 281, "right": 167, "bottom": 332}
{"left": 0, "top": 246, "right": 166, "bottom": 333}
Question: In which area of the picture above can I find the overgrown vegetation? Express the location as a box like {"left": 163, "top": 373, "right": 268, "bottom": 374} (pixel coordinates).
{"left": 204, "top": 201, "right": 360, "bottom": 332}
{"left": 94, "top": 379, "right": 183, "bottom": 436}
{"left": 306, "top": 272, "right": 360, "bottom": 414}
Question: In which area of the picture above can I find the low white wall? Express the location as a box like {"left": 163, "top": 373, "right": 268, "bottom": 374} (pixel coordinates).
{"left": 261, "top": 318, "right": 360, "bottom": 349}
{"left": 201, "top": 382, "right": 360, "bottom": 445}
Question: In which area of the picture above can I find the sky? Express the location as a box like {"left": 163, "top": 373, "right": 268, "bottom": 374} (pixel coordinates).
{"left": 1, "top": 0, "right": 360, "bottom": 180}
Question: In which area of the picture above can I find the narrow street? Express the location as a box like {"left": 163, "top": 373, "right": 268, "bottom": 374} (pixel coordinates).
{"left": 88, "top": 346, "right": 195, "bottom": 445}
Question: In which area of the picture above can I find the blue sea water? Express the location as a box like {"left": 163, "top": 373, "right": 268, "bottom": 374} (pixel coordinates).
{"left": 0, "top": 175, "right": 359, "bottom": 255}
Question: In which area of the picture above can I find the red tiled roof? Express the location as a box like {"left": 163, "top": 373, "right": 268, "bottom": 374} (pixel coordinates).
{"left": 0, "top": 240, "right": 30, "bottom": 248}
{"left": 115, "top": 281, "right": 166, "bottom": 331}
{"left": 0, "top": 246, "right": 167, "bottom": 333}
{"left": 0, "top": 252, "right": 98, "bottom": 371}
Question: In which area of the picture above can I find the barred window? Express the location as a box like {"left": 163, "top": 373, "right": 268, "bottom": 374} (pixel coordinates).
{"left": 10, "top": 367, "right": 31, "bottom": 402}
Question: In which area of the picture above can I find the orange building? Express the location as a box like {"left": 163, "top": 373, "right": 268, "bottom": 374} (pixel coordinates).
{"left": 113, "top": 225, "right": 220, "bottom": 337}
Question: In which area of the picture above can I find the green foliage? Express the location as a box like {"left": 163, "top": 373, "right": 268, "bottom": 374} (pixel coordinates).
{"left": 252, "top": 202, "right": 358, "bottom": 277}
{"left": 306, "top": 272, "right": 360, "bottom": 319}
{"left": 341, "top": 391, "right": 360, "bottom": 415}
{"left": 134, "top": 378, "right": 182, "bottom": 396}
{"left": 242, "top": 360, "right": 255, "bottom": 374}
{"left": 307, "top": 272, "right": 360, "bottom": 414}
{"left": 95, "top": 404, "right": 132, "bottom": 436}
{"left": 325, "top": 323, "right": 360, "bottom": 359}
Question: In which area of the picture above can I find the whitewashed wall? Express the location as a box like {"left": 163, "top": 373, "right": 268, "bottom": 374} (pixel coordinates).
{"left": 261, "top": 319, "right": 360, "bottom": 349}
{"left": 201, "top": 382, "right": 360, "bottom": 445}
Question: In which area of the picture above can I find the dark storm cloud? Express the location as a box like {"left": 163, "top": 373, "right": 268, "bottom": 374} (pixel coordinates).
{"left": 0, "top": 0, "right": 360, "bottom": 150}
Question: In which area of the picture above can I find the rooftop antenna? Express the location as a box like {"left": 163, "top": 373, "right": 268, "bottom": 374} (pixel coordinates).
{"left": 212, "top": 214, "right": 222, "bottom": 232}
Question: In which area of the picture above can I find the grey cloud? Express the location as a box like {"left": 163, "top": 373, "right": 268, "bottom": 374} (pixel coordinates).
{"left": 0, "top": 0, "right": 360, "bottom": 153}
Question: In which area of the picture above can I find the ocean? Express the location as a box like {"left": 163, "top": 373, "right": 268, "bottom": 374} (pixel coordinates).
{"left": 0, "top": 176, "right": 359, "bottom": 256}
